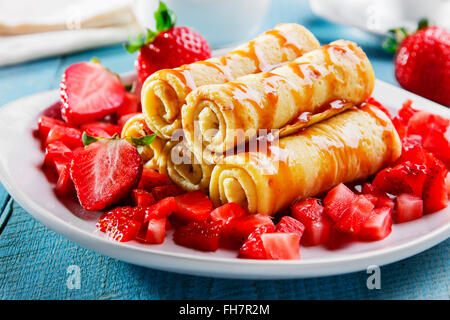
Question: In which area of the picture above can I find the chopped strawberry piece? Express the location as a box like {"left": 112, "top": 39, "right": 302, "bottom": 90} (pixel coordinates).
{"left": 222, "top": 214, "right": 274, "bottom": 247}
{"left": 395, "top": 193, "right": 423, "bottom": 223}
{"left": 397, "top": 100, "right": 417, "bottom": 124}
{"left": 103, "top": 206, "right": 149, "bottom": 223}
{"left": 422, "top": 128, "right": 450, "bottom": 168}
{"left": 358, "top": 207, "right": 392, "bottom": 241}
{"left": 138, "top": 168, "right": 171, "bottom": 190}
{"left": 407, "top": 111, "right": 449, "bottom": 136}
{"left": 137, "top": 217, "right": 166, "bottom": 244}
{"left": 60, "top": 61, "right": 126, "bottom": 125}
{"left": 55, "top": 163, "right": 74, "bottom": 196}
{"left": 41, "top": 101, "right": 63, "bottom": 120}
{"left": 96, "top": 213, "right": 141, "bottom": 242}
{"left": 132, "top": 189, "right": 156, "bottom": 207}
{"left": 152, "top": 184, "right": 185, "bottom": 201}
{"left": 362, "top": 183, "right": 375, "bottom": 194}
{"left": 323, "top": 184, "right": 357, "bottom": 222}
{"left": 173, "top": 220, "right": 222, "bottom": 251}
{"left": 334, "top": 195, "right": 375, "bottom": 234}
{"left": 375, "top": 194, "right": 396, "bottom": 210}
{"left": 397, "top": 137, "right": 427, "bottom": 165}
{"left": 80, "top": 122, "right": 121, "bottom": 138}
{"left": 70, "top": 139, "right": 143, "bottom": 211}
{"left": 392, "top": 117, "right": 407, "bottom": 140}
{"left": 275, "top": 216, "right": 305, "bottom": 239}
{"left": 44, "top": 141, "right": 73, "bottom": 169}
{"left": 372, "top": 161, "right": 428, "bottom": 197}
{"left": 45, "top": 125, "right": 83, "bottom": 150}
{"left": 422, "top": 153, "right": 448, "bottom": 213}
{"left": 362, "top": 183, "right": 395, "bottom": 210}
{"left": 210, "top": 202, "right": 246, "bottom": 225}
{"left": 174, "top": 191, "right": 213, "bottom": 222}
{"left": 238, "top": 226, "right": 272, "bottom": 259}
{"left": 260, "top": 233, "right": 300, "bottom": 260}
{"left": 363, "top": 193, "right": 378, "bottom": 206}
{"left": 291, "top": 198, "right": 332, "bottom": 246}
{"left": 144, "top": 197, "right": 178, "bottom": 222}
{"left": 117, "top": 92, "right": 140, "bottom": 118}
{"left": 38, "top": 115, "right": 69, "bottom": 143}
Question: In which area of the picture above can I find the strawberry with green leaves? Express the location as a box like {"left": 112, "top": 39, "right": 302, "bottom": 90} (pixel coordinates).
{"left": 125, "top": 1, "right": 211, "bottom": 83}
{"left": 383, "top": 19, "right": 450, "bottom": 106}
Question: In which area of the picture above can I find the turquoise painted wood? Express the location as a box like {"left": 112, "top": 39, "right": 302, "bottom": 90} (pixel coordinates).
{"left": 0, "top": 0, "right": 448, "bottom": 299}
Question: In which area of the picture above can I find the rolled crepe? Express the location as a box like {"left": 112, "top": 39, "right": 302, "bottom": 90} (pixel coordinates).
{"left": 209, "top": 104, "right": 401, "bottom": 215}
{"left": 182, "top": 40, "right": 375, "bottom": 164}
{"left": 141, "top": 23, "right": 320, "bottom": 139}
{"left": 120, "top": 113, "right": 166, "bottom": 170}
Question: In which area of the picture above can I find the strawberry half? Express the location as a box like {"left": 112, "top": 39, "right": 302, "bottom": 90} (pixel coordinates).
{"left": 60, "top": 61, "right": 126, "bottom": 125}
{"left": 70, "top": 137, "right": 143, "bottom": 211}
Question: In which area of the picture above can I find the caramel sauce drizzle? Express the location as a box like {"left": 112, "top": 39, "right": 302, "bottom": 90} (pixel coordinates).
{"left": 160, "top": 67, "right": 197, "bottom": 92}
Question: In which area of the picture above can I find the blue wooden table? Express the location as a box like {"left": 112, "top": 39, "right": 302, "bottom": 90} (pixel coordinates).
{"left": 0, "top": 0, "right": 448, "bottom": 299}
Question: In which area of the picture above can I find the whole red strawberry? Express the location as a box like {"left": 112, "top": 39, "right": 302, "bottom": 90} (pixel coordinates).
{"left": 384, "top": 20, "right": 450, "bottom": 106}
{"left": 125, "top": 1, "right": 211, "bottom": 83}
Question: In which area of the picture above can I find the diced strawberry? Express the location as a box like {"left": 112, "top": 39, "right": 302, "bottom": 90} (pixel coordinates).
{"left": 363, "top": 194, "right": 378, "bottom": 206}
{"left": 210, "top": 202, "right": 246, "bottom": 225}
{"left": 392, "top": 116, "right": 407, "bottom": 140}
{"left": 222, "top": 214, "right": 274, "bottom": 247}
{"left": 96, "top": 213, "right": 141, "bottom": 242}
{"left": 422, "top": 153, "right": 448, "bottom": 213}
{"left": 55, "top": 163, "right": 74, "bottom": 196}
{"left": 117, "top": 92, "right": 140, "bottom": 118}
{"left": 260, "top": 233, "right": 300, "bottom": 260}
{"left": 144, "top": 197, "right": 178, "bottom": 222}
{"left": 38, "top": 115, "right": 69, "bottom": 143}
{"left": 375, "top": 194, "right": 395, "bottom": 210}
{"left": 334, "top": 195, "right": 375, "bottom": 234}
{"left": 323, "top": 184, "right": 357, "bottom": 222}
{"left": 137, "top": 217, "right": 166, "bottom": 244}
{"left": 132, "top": 189, "right": 156, "bottom": 207}
{"left": 173, "top": 220, "right": 222, "bottom": 251}
{"left": 45, "top": 125, "right": 83, "bottom": 150}
{"left": 152, "top": 184, "right": 185, "bottom": 201}
{"left": 238, "top": 226, "right": 272, "bottom": 259}
{"left": 291, "top": 198, "right": 332, "bottom": 246}
{"left": 397, "top": 100, "right": 417, "bottom": 124}
{"left": 362, "top": 183, "right": 375, "bottom": 194}
{"left": 138, "top": 168, "right": 171, "bottom": 190}
{"left": 118, "top": 113, "right": 141, "bottom": 129}
{"left": 44, "top": 141, "right": 73, "bottom": 169}
{"left": 174, "top": 191, "right": 213, "bottom": 222}
{"left": 275, "top": 216, "right": 305, "bottom": 239}
{"left": 70, "top": 139, "right": 143, "bottom": 211}
{"left": 407, "top": 111, "right": 449, "bottom": 136}
{"left": 366, "top": 97, "right": 392, "bottom": 119}
{"left": 372, "top": 161, "right": 428, "bottom": 197}
{"left": 103, "top": 206, "right": 149, "bottom": 223}
{"left": 422, "top": 128, "right": 450, "bottom": 168}
{"left": 41, "top": 101, "right": 63, "bottom": 120}
{"left": 395, "top": 193, "right": 423, "bottom": 223}
{"left": 397, "top": 137, "right": 427, "bottom": 165}
{"left": 358, "top": 207, "right": 392, "bottom": 241}
{"left": 362, "top": 183, "right": 395, "bottom": 210}
{"left": 60, "top": 61, "right": 126, "bottom": 125}
{"left": 80, "top": 122, "right": 121, "bottom": 137}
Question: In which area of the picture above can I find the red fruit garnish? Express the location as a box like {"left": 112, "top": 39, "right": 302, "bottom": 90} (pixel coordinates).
{"left": 391, "top": 116, "right": 407, "bottom": 139}
{"left": 132, "top": 189, "right": 156, "bottom": 207}
{"left": 238, "top": 226, "right": 272, "bottom": 260}
{"left": 275, "top": 216, "right": 305, "bottom": 240}
{"left": 41, "top": 101, "right": 63, "bottom": 120}
{"left": 96, "top": 213, "right": 141, "bottom": 242}
{"left": 126, "top": 2, "right": 211, "bottom": 82}
{"left": 291, "top": 198, "right": 331, "bottom": 246}
{"left": 260, "top": 233, "right": 300, "bottom": 260}
{"left": 174, "top": 191, "right": 213, "bottom": 222}
{"left": 422, "top": 128, "right": 450, "bottom": 168}
{"left": 144, "top": 197, "right": 178, "bottom": 222}
{"left": 70, "top": 138, "right": 143, "bottom": 211}
{"left": 137, "top": 217, "right": 167, "bottom": 244}
{"left": 173, "top": 220, "right": 222, "bottom": 252}
{"left": 152, "top": 184, "right": 185, "bottom": 201}
{"left": 363, "top": 194, "right": 378, "bottom": 206}
{"left": 407, "top": 111, "right": 449, "bottom": 136}
{"left": 44, "top": 141, "right": 73, "bottom": 169}
{"left": 422, "top": 153, "right": 448, "bottom": 213}
{"left": 375, "top": 194, "right": 395, "bottom": 210}
{"left": 222, "top": 214, "right": 274, "bottom": 247}
{"left": 358, "top": 207, "right": 392, "bottom": 241}
{"left": 397, "top": 100, "right": 418, "bottom": 124}
{"left": 60, "top": 61, "right": 126, "bottom": 124}
{"left": 323, "top": 183, "right": 357, "bottom": 222}
{"left": 395, "top": 193, "right": 423, "bottom": 223}
{"left": 45, "top": 125, "right": 83, "bottom": 150}
{"left": 397, "top": 137, "right": 427, "bottom": 165}
{"left": 138, "top": 168, "right": 171, "bottom": 190}
{"left": 55, "top": 163, "right": 75, "bottom": 196}
{"left": 38, "top": 115, "right": 69, "bottom": 144}
{"left": 210, "top": 202, "right": 246, "bottom": 225}
{"left": 117, "top": 92, "right": 140, "bottom": 118}
{"left": 80, "top": 122, "right": 121, "bottom": 137}
{"left": 334, "top": 195, "right": 375, "bottom": 234}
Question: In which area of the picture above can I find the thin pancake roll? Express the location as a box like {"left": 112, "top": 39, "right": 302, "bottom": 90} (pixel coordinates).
{"left": 209, "top": 105, "right": 401, "bottom": 215}
{"left": 182, "top": 40, "right": 375, "bottom": 164}
{"left": 141, "top": 23, "right": 320, "bottom": 139}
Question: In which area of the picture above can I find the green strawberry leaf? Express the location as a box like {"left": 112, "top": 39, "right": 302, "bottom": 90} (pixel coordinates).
{"left": 417, "top": 18, "right": 429, "bottom": 30}
{"left": 82, "top": 132, "right": 103, "bottom": 146}
{"left": 126, "top": 134, "right": 157, "bottom": 147}
{"left": 154, "top": 1, "right": 176, "bottom": 32}
{"left": 124, "top": 29, "right": 157, "bottom": 53}
{"left": 382, "top": 27, "right": 409, "bottom": 54}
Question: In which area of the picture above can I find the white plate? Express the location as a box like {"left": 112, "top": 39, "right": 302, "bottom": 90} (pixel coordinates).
{"left": 0, "top": 78, "right": 449, "bottom": 279}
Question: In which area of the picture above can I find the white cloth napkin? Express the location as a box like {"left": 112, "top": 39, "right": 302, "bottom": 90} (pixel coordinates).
{"left": 0, "top": 0, "right": 139, "bottom": 67}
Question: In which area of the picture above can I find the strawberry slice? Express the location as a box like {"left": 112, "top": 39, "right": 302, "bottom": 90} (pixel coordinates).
{"left": 173, "top": 220, "right": 223, "bottom": 251}
{"left": 222, "top": 214, "right": 274, "bottom": 248}
{"left": 291, "top": 198, "right": 332, "bottom": 246}
{"left": 358, "top": 207, "right": 392, "bottom": 241}
{"left": 41, "top": 101, "right": 63, "bottom": 120}
{"left": 38, "top": 115, "right": 69, "bottom": 144}
{"left": 174, "top": 191, "right": 213, "bottom": 222}
{"left": 96, "top": 213, "right": 141, "bottom": 242}
{"left": 137, "top": 217, "right": 167, "bottom": 244}
{"left": 80, "top": 122, "right": 121, "bottom": 138}
{"left": 138, "top": 168, "right": 171, "bottom": 190}
{"left": 422, "top": 153, "right": 448, "bottom": 213}
{"left": 55, "top": 163, "right": 75, "bottom": 196}
{"left": 238, "top": 226, "right": 273, "bottom": 259}
{"left": 395, "top": 193, "right": 423, "bottom": 223}
{"left": 144, "top": 197, "right": 178, "bottom": 222}
{"left": 70, "top": 138, "right": 143, "bottom": 211}
{"left": 132, "top": 189, "right": 156, "bottom": 207}
{"left": 45, "top": 125, "right": 83, "bottom": 150}
{"left": 44, "top": 141, "right": 73, "bottom": 169}
{"left": 323, "top": 183, "right": 357, "bottom": 222}
{"left": 275, "top": 216, "right": 305, "bottom": 240}
{"left": 152, "top": 184, "right": 185, "bottom": 201}
{"left": 334, "top": 195, "right": 375, "bottom": 234}
{"left": 60, "top": 61, "right": 126, "bottom": 125}
{"left": 117, "top": 92, "right": 140, "bottom": 118}
{"left": 260, "top": 233, "right": 300, "bottom": 260}
{"left": 210, "top": 202, "right": 246, "bottom": 225}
